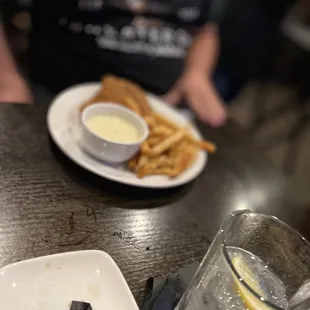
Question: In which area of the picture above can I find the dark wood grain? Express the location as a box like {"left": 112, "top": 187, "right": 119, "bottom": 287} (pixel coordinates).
{"left": 0, "top": 101, "right": 298, "bottom": 307}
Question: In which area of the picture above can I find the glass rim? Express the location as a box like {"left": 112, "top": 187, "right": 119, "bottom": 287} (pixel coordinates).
{"left": 219, "top": 210, "right": 310, "bottom": 310}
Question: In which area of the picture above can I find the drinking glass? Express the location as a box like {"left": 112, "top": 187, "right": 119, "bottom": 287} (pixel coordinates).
{"left": 175, "top": 210, "right": 310, "bottom": 310}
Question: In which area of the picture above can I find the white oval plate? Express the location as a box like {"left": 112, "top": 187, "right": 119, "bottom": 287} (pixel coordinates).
{"left": 0, "top": 250, "right": 139, "bottom": 310}
{"left": 47, "top": 83, "right": 207, "bottom": 188}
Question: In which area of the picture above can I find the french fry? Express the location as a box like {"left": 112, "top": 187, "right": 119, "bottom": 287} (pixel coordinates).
{"left": 185, "top": 134, "right": 217, "bottom": 154}
{"left": 168, "top": 140, "right": 183, "bottom": 158}
{"left": 144, "top": 115, "right": 156, "bottom": 128}
{"left": 137, "top": 154, "right": 173, "bottom": 178}
{"left": 137, "top": 167, "right": 148, "bottom": 179}
{"left": 152, "top": 125, "right": 174, "bottom": 137}
{"left": 128, "top": 156, "right": 138, "bottom": 172}
{"left": 141, "top": 141, "right": 152, "bottom": 155}
{"left": 196, "top": 140, "right": 217, "bottom": 153}
{"left": 137, "top": 155, "right": 148, "bottom": 170}
{"left": 150, "top": 130, "right": 185, "bottom": 157}
{"left": 137, "top": 159, "right": 158, "bottom": 178}
{"left": 171, "top": 143, "right": 198, "bottom": 177}
{"left": 153, "top": 155, "right": 173, "bottom": 169}
{"left": 154, "top": 114, "right": 216, "bottom": 153}
{"left": 179, "top": 126, "right": 216, "bottom": 153}
{"left": 148, "top": 136, "right": 162, "bottom": 146}
{"left": 139, "top": 167, "right": 174, "bottom": 178}
{"left": 136, "top": 155, "right": 149, "bottom": 178}
{"left": 154, "top": 113, "right": 180, "bottom": 130}
{"left": 170, "top": 144, "right": 187, "bottom": 177}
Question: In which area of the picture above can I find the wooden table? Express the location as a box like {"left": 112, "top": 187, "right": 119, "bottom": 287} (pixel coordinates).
{"left": 0, "top": 101, "right": 299, "bottom": 306}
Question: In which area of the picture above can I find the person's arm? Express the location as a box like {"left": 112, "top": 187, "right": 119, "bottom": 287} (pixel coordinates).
{"left": 164, "top": 23, "right": 226, "bottom": 127}
{"left": 0, "top": 23, "right": 31, "bottom": 103}
{"left": 186, "top": 23, "right": 219, "bottom": 78}
{"left": 0, "top": 24, "right": 18, "bottom": 73}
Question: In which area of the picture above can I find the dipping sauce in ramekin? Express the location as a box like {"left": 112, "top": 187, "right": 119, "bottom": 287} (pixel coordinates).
{"left": 80, "top": 103, "right": 149, "bottom": 164}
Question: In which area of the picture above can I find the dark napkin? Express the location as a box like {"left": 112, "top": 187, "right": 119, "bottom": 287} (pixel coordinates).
{"left": 142, "top": 262, "right": 199, "bottom": 310}
{"left": 70, "top": 301, "right": 93, "bottom": 310}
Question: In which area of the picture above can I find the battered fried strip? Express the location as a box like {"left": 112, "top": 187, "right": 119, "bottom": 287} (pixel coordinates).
{"left": 118, "top": 77, "right": 152, "bottom": 116}
{"left": 124, "top": 97, "right": 142, "bottom": 115}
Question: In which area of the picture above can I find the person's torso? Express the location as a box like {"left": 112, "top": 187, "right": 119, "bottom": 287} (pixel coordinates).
{"left": 30, "top": 0, "right": 209, "bottom": 93}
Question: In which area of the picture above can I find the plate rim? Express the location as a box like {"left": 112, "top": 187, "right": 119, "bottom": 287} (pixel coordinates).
{"left": 47, "top": 82, "right": 207, "bottom": 189}
{"left": 0, "top": 250, "right": 112, "bottom": 271}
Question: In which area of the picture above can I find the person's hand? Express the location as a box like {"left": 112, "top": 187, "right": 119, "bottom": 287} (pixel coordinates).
{"left": 0, "top": 72, "right": 32, "bottom": 104}
{"left": 164, "top": 70, "right": 227, "bottom": 127}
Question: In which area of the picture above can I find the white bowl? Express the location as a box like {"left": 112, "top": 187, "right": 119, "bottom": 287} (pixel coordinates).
{"left": 81, "top": 103, "right": 149, "bottom": 164}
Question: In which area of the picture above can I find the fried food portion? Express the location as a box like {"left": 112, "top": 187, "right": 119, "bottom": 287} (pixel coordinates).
{"left": 80, "top": 75, "right": 152, "bottom": 116}
{"left": 81, "top": 75, "right": 216, "bottom": 178}
{"left": 127, "top": 100, "right": 216, "bottom": 178}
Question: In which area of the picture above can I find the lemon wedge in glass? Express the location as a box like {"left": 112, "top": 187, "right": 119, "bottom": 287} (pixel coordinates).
{"left": 232, "top": 256, "right": 271, "bottom": 310}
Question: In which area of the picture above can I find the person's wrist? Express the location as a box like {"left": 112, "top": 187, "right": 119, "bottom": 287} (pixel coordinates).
{"left": 183, "top": 65, "right": 211, "bottom": 80}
